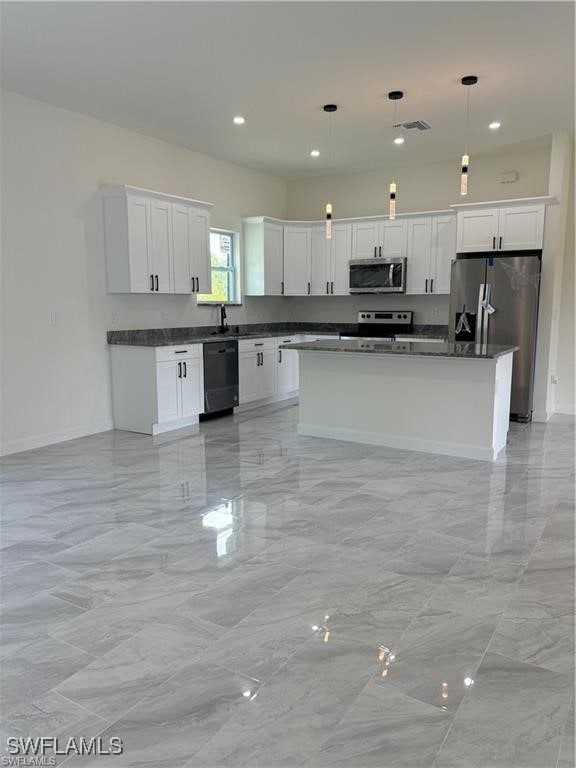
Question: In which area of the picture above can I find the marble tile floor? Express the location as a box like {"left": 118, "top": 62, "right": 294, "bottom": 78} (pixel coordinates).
{"left": 0, "top": 401, "right": 574, "bottom": 768}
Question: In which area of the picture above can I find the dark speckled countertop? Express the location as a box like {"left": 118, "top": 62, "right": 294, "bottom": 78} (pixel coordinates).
{"left": 107, "top": 323, "right": 448, "bottom": 347}
{"left": 281, "top": 339, "right": 517, "bottom": 360}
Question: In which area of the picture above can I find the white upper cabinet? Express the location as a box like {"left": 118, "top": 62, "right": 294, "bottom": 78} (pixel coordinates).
{"left": 456, "top": 209, "right": 501, "bottom": 253}
{"left": 189, "top": 207, "right": 211, "bottom": 294}
{"left": 283, "top": 225, "right": 312, "bottom": 295}
{"left": 310, "top": 222, "right": 352, "bottom": 295}
{"left": 381, "top": 220, "right": 408, "bottom": 258}
{"left": 352, "top": 220, "right": 381, "bottom": 259}
{"left": 103, "top": 186, "right": 212, "bottom": 295}
{"left": 405, "top": 214, "right": 456, "bottom": 295}
{"left": 331, "top": 222, "right": 353, "bottom": 295}
{"left": 351, "top": 219, "right": 407, "bottom": 259}
{"left": 244, "top": 218, "right": 284, "bottom": 296}
{"left": 406, "top": 218, "right": 433, "bottom": 295}
{"left": 431, "top": 215, "right": 456, "bottom": 294}
{"left": 311, "top": 225, "right": 331, "bottom": 295}
{"left": 456, "top": 204, "right": 545, "bottom": 253}
{"left": 497, "top": 205, "right": 545, "bottom": 251}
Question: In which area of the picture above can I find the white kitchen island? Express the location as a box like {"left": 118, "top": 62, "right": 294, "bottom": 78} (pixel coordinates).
{"left": 281, "top": 339, "right": 517, "bottom": 462}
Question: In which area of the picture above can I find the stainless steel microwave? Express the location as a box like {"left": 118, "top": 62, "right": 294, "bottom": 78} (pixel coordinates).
{"left": 349, "top": 257, "right": 407, "bottom": 293}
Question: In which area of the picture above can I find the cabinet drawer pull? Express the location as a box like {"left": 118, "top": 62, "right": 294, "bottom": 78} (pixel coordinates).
{"left": 425, "top": 279, "right": 428, "bottom": 293}
{"left": 174, "top": 350, "right": 188, "bottom": 354}
{"left": 254, "top": 342, "right": 264, "bottom": 346}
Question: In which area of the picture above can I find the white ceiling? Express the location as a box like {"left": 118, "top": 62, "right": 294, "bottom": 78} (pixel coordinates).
{"left": 1, "top": 2, "right": 574, "bottom": 179}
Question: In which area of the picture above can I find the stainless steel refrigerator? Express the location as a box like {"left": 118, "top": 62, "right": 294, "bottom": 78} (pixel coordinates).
{"left": 449, "top": 252, "right": 541, "bottom": 421}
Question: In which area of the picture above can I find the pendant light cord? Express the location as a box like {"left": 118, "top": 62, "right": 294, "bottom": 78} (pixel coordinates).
{"left": 464, "top": 86, "right": 471, "bottom": 155}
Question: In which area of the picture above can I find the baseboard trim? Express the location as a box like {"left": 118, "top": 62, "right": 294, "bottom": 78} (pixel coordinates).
{"left": 532, "top": 409, "right": 552, "bottom": 422}
{"left": 298, "top": 423, "right": 498, "bottom": 462}
{"left": 151, "top": 416, "right": 199, "bottom": 435}
{"left": 0, "top": 419, "right": 114, "bottom": 457}
{"left": 236, "top": 391, "right": 298, "bottom": 413}
{"left": 554, "top": 404, "right": 576, "bottom": 416}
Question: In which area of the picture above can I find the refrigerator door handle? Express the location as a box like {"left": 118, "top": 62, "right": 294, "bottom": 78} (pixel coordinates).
{"left": 477, "top": 283, "right": 486, "bottom": 344}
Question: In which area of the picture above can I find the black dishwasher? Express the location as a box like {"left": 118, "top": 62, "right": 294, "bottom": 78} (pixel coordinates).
{"left": 201, "top": 340, "right": 239, "bottom": 418}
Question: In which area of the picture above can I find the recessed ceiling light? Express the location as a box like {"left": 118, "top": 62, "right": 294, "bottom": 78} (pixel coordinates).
{"left": 394, "top": 136, "right": 405, "bottom": 145}
{"left": 233, "top": 116, "right": 246, "bottom": 125}
{"left": 310, "top": 149, "right": 320, "bottom": 157}
{"left": 489, "top": 121, "right": 501, "bottom": 130}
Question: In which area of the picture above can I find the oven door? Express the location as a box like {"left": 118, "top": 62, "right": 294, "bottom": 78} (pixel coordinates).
{"left": 349, "top": 259, "right": 406, "bottom": 293}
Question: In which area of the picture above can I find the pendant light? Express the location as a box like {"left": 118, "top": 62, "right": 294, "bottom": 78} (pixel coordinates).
{"left": 323, "top": 104, "right": 337, "bottom": 239}
{"left": 460, "top": 75, "right": 478, "bottom": 196}
{"left": 388, "top": 91, "right": 404, "bottom": 220}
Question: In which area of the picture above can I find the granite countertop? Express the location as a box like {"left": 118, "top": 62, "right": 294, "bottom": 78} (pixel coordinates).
{"left": 280, "top": 339, "right": 518, "bottom": 360}
{"left": 107, "top": 323, "right": 449, "bottom": 347}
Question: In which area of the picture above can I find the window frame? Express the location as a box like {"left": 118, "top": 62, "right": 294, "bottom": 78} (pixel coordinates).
{"left": 197, "top": 228, "right": 242, "bottom": 306}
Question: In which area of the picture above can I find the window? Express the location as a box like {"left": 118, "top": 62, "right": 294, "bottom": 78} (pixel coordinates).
{"left": 197, "top": 230, "right": 240, "bottom": 304}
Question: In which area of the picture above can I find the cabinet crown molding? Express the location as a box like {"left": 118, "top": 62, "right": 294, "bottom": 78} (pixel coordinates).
{"left": 450, "top": 195, "right": 556, "bottom": 210}
{"left": 243, "top": 210, "right": 454, "bottom": 225}
{"left": 100, "top": 185, "right": 213, "bottom": 209}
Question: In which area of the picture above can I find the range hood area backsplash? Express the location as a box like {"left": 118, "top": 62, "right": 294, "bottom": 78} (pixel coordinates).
{"left": 285, "top": 293, "right": 450, "bottom": 328}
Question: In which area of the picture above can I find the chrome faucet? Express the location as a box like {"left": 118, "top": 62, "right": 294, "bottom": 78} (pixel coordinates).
{"left": 219, "top": 303, "right": 228, "bottom": 333}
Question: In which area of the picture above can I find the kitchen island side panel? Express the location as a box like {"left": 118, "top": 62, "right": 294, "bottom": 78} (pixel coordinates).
{"left": 297, "top": 351, "right": 513, "bottom": 461}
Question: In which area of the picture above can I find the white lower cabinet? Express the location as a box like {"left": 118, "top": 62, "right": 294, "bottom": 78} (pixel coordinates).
{"left": 276, "top": 337, "right": 300, "bottom": 394}
{"left": 110, "top": 344, "right": 204, "bottom": 435}
{"left": 239, "top": 347, "right": 277, "bottom": 404}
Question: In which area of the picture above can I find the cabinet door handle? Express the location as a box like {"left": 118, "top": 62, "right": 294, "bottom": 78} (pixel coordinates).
{"left": 155, "top": 274, "right": 159, "bottom": 291}
{"left": 331, "top": 281, "right": 334, "bottom": 294}
{"left": 196, "top": 277, "right": 200, "bottom": 292}
{"left": 183, "top": 361, "right": 187, "bottom": 378}
{"left": 281, "top": 281, "right": 284, "bottom": 295}
{"left": 278, "top": 349, "right": 282, "bottom": 363}
{"left": 430, "top": 278, "right": 434, "bottom": 293}
{"left": 379, "top": 246, "right": 382, "bottom": 258}
{"left": 493, "top": 236, "right": 496, "bottom": 250}
{"left": 499, "top": 236, "right": 502, "bottom": 250}
{"left": 326, "top": 281, "right": 329, "bottom": 294}
{"left": 374, "top": 246, "right": 377, "bottom": 257}
{"left": 425, "top": 278, "right": 428, "bottom": 293}
{"left": 177, "top": 362, "right": 182, "bottom": 378}
{"left": 191, "top": 277, "right": 195, "bottom": 292}
{"left": 307, "top": 281, "right": 311, "bottom": 295}
{"left": 150, "top": 274, "right": 154, "bottom": 291}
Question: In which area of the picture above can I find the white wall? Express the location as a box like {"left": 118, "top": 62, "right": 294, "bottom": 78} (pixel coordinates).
{"left": 555, "top": 166, "right": 575, "bottom": 415}
{"left": 285, "top": 137, "right": 552, "bottom": 326}
{"left": 0, "top": 90, "right": 288, "bottom": 454}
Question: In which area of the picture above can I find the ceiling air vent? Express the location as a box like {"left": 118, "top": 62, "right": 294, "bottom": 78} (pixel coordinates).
{"left": 394, "top": 120, "right": 431, "bottom": 131}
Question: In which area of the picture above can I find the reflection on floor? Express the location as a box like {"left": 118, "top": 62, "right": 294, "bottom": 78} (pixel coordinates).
{"left": 1, "top": 401, "right": 574, "bottom": 767}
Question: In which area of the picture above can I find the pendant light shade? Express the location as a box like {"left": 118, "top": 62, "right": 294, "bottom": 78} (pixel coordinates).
{"left": 323, "top": 104, "right": 337, "bottom": 239}
{"left": 388, "top": 91, "right": 404, "bottom": 219}
{"left": 389, "top": 182, "right": 396, "bottom": 221}
{"left": 325, "top": 202, "right": 332, "bottom": 239}
{"left": 460, "top": 76, "right": 478, "bottom": 196}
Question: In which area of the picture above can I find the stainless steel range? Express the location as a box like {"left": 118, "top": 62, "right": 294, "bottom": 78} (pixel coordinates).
{"left": 340, "top": 311, "right": 413, "bottom": 340}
